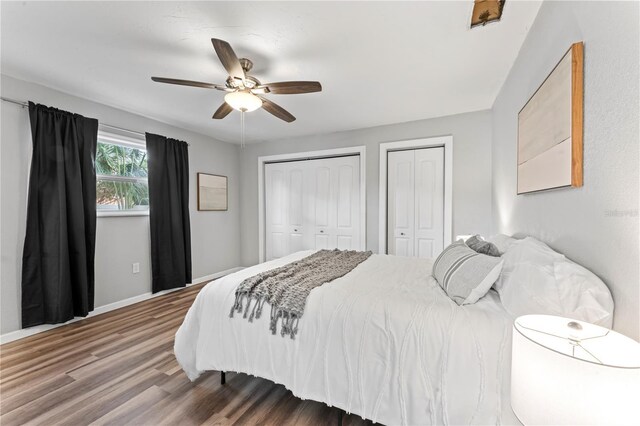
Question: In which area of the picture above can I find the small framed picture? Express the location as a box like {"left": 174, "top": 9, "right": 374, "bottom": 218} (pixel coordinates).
{"left": 197, "top": 173, "right": 228, "bottom": 211}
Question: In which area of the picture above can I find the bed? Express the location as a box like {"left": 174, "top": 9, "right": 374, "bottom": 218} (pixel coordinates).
{"left": 175, "top": 250, "right": 519, "bottom": 425}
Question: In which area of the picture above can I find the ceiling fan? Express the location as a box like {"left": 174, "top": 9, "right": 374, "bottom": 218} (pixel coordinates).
{"left": 151, "top": 38, "right": 322, "bottom": 123}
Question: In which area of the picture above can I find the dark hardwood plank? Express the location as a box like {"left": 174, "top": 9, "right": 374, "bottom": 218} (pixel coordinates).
{"left": 0, "top": 283, "right": 374, "bottom": 426}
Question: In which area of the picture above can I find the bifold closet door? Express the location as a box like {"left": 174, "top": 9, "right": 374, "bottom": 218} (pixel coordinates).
{"left": 387, "top": 147, "right": 444, "bottom": 258}
{"left": 265, "top": 156, "right": 360, "bottom": 260}
{"left": 264, "top": 163, "right": 289, "bottom": 260}
{"left": 387, "top": 150, "right": 415, "bottom": 257}
{"left": 414, "top": 148, "right": 445, "bottom": 257}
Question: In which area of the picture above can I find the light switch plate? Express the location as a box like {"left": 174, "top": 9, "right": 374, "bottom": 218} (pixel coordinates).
{"left": 132, "top": 262, "right": 140, "bottom": 274}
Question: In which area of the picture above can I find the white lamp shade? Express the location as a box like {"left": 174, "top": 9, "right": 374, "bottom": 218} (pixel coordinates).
{"left": 511, "top": 315, "right": 640, "bottom": 425}
{"left": 224, "top": 91, "right": 262, "bottom": 112}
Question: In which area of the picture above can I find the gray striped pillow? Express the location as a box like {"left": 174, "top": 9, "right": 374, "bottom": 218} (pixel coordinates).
{"left": 432, "top": 241, "right": 504, "bottom": 305}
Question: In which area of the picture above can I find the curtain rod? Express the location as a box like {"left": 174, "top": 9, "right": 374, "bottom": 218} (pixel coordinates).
{"left": 1, "top": 96, "right": 190, "bottom": 145}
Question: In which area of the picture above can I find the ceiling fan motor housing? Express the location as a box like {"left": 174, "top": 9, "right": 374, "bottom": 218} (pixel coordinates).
{"left": 226, "top": 73, "right": 260, "bottom": 90}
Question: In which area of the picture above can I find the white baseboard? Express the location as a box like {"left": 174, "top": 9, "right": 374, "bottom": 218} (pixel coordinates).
{"left": 0, "top": 266, "right": 244, "bottom": 345}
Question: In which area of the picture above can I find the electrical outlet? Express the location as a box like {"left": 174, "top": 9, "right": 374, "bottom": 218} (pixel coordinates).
{"left": 132, "top": 262, "right": 140, "bottom": 274}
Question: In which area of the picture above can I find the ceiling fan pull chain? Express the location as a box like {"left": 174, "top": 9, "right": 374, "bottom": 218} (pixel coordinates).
{"left": 241, "top": 110, "right": 245, "bottom": 149}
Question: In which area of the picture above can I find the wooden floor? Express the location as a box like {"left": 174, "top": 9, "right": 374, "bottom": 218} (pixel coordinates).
{"left": 0, "top": 283, "right": 374, "bottom": 426}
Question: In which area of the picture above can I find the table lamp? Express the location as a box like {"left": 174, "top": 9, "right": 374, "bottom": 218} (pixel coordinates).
{"left": 511, "top": 315, "right": 640, "bottom": 425}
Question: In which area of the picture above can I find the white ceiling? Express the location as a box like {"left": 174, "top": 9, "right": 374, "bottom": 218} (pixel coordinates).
{"left": 1, "top": 1, "right": 542, "bottom": 144}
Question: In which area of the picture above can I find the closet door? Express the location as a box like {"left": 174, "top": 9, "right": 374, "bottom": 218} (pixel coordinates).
{"left": 265, "top": 155, "right": 361, "bottom": 260}
{"left": 287, "top": 163, "right": 306, "bottom": 254}
{"left": 307, "top": 156, "right": 360, "bottom": 251}
{"left": 309, "top": 160, "right": 332, "bottom": 250}
{"left": 414, "top": 147, "right": 444, "bottom": 258}
{"left": 265, "top": 163, "right": 289, "bottom": 260}
{"left": 387, "top": 150, "right": 415, "bottom": 257}
{"left": 333, "top": 156, "right": 360, "bottom": 250}
{"left": 387, "top": 147, "right": 444, "bottom": 258}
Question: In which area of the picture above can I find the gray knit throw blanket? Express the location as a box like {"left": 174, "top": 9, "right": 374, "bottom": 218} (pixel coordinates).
{"left": 229, "top": 249, "right": 372, "bottom": 338}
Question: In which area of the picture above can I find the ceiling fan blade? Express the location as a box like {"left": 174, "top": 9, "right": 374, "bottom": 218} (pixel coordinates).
{"left": 260, "top": 97, "right": 296, "bottom": 122}
{"left": 263, "top": 81, "right": 322, "bottom": 95}
{"left": 151, "top": 77, "right": 226, "bottom": 90}
{"left": 212, "top": 102, "right": 233, "bottom": 119}
{"left": 211, "top": 38, "right": 246, "bottom": 82}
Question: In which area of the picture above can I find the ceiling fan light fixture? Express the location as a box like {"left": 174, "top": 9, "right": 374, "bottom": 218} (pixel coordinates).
{"left": 224, "top": 91, "right": 263, "bottom": 112}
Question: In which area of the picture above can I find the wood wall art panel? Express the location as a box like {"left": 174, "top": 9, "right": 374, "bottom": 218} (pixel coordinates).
{"left": 517, "top": 42, "right": 583, "bottom": 194}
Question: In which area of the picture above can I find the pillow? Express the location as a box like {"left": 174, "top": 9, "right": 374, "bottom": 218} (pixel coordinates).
{"left": 466, "top": 235, "right": 501, "bottom": 257}
{"left": 493, "top": 237, "right": 614, "bottom": 327}
{"left": 486, "top": 234, "right": 518, "bottom": 254}
{"left": 432, "top": 241, "right": 504, "bottom": 305}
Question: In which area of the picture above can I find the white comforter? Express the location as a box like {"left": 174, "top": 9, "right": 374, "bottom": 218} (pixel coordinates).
{"left": 175, "top": 251, "right": 519, "bottom": 425}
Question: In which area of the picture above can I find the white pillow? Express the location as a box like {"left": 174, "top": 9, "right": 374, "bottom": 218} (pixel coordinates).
{"left": 486, "top": 234, "right": 517, "bottom": 254}
{"left": 494, "top": 237, "right": 614, "bottom": 327}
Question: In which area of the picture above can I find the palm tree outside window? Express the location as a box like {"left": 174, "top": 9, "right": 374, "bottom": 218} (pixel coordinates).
{"left": 96, "top": 132, "right": 149, "bottom": 214}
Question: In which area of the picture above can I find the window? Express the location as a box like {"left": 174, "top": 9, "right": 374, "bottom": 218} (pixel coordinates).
{"left": 96, "top": 132, "right": 149, "bottom": 216}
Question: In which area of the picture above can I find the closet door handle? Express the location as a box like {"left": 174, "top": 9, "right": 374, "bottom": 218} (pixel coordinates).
{"left": 400, "top": 232, "right": 405, "bottom": 236}
{"left": 320, "top": 230, "right": 324, "bottom": 233}
{"left": 294, "top": 229, "right": 298, "bottom": 232}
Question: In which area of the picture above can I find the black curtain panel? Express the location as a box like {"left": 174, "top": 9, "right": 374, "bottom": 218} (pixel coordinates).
{"left": 146, "top": 133, "right": 192, "bottom": 293}
{"left": 22, "top": 102, "right": 98, "bottom": 328}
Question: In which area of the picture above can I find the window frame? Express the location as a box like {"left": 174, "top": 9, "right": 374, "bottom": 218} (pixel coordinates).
{"left": 96, "top": 130, "right": 149, "bottom": 218}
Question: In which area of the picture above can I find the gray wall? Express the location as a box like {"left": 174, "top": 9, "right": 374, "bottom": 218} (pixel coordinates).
{"left": 491, "top": 1, "right": 639, "bottom": 339}
{"left": 239, "top": 110, "right": 493, "bottom": 266}
{"left": 1, "top": 74, "right": 242, "bottom": 334}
